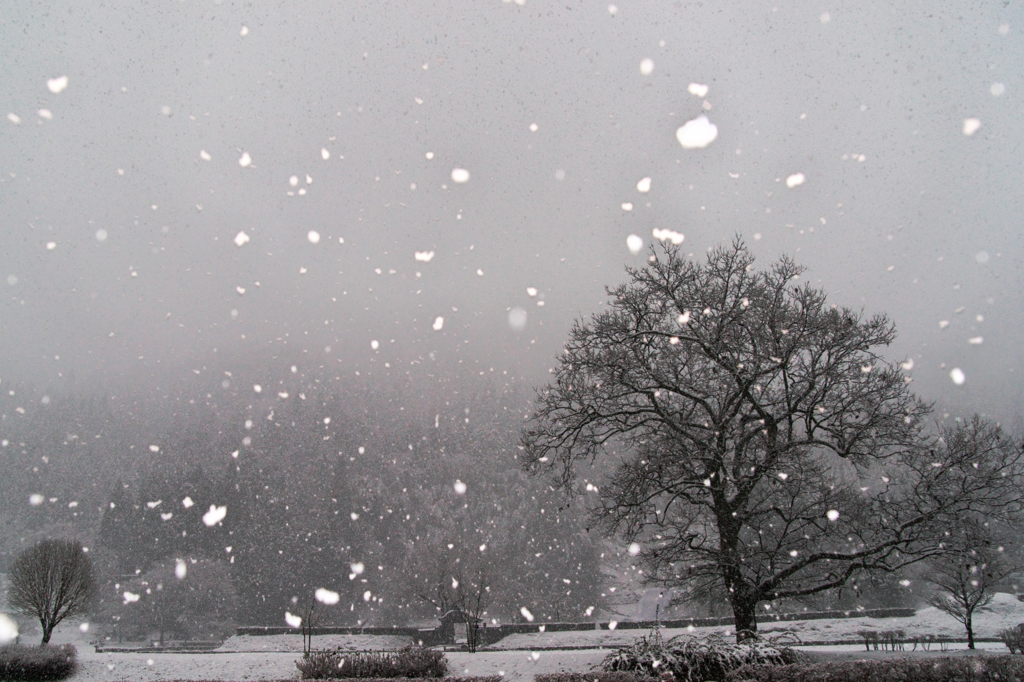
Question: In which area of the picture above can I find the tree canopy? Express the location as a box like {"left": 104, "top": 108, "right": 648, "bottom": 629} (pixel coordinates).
{"left": 523, "top": 240, "right": 1024, "bottom": 639}
{"left": 8, "top": 538, "right": 97, "bottom": 644}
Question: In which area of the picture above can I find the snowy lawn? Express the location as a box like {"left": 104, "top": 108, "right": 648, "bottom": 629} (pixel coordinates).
{"left": 218, "top": 634, "right": 415, "bottom": 652}
{"left": 67, "top": 649, "right": 608, "bottom": 681}
{"left": 37, "top": 593, "right": 1024, "bottom": 681}
{"left": 491, "top": 593, "right": 1024, "bottom": 649}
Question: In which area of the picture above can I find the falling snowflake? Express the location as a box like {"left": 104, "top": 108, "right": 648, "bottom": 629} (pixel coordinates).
{"left": 676, "top": 115, "right": 718, "bottom": 148}
{"left": 47, "top": 76, "right": 69, "bottom": 94}
{"left": 202, "top": 504, "right": 227, "bottom": 526}
{"left": 315, "top": 588, "right": 340, "bottom": 605}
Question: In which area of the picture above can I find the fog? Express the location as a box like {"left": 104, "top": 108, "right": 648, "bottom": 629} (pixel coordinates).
{"left": 1, "top": 0, "right": 1022, "bottom": 633}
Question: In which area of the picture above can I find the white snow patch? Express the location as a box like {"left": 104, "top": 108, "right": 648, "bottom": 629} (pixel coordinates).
{"left": 202, "top": 504, "right": 227, "bottom": 526}
{"left": 454, "top": 479, "right": 467, "bottom": 494}
{"left": 636, "top": 177, "right": 651, "bottom": 193}
{"left": 451, "top": 168, "right": 470, "bottom": 183}
{"left": 238, "top": 152, "right": 252, "bottom": 167}
{"left": 234, "top": 231, "right": 250, "bottom": 247}
{"left": 786, "top": 173, "right": 805, "bottom": 188}
{"left": 640, "top": 58, "right": 654, "bottom": 75}
{"left": 285, "top": 612, "right": 302, "bottom": 628}
{"left": 676, "top": 115, "right": 717, "bottom": 148}
{"left": 652, "top": 228, "right": 684, "bottom": 245}
{"left": 175, "top": 559, "right": 187, "bottom": 579}
{"left": 508, "top": 308, "right": 527, "bottom": 331}
{"left": 415, "top": 251, "right": 435, "bottom": 262}
{"left": 963, "top": 118, "right": 982, "bottom": 136}
{"left": 520, "top": 607, "right": 534, "bottom": 622}
{"left": 432, "top": 316, "right": 444, "bottom": 331}
{"left": 307, "top": 230, "right": 321, "bottom": 244}
{"left": 315, "top": 588, "right": 340, "bottom": 605}
{"left": 626, "top": 235, "right": 644, "bottom": 254}
{"left": 950, "top": 368, "right": 966, "bottom": 385}
{"left": 47, "top": 76, "right": 69, "bottom": 94}
{"left": 0, "top": 614, "right": 17, "bottom": 644}
{"left": 687, "top": 83, "right": 709, "bottom": 98}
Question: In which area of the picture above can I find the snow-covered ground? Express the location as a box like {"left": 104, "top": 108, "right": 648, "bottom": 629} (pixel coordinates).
{"left": 26, "top": 593, "right": 1024, "bottom": 681}
{"left": 492, "top": 593, "right": 1024, "bottom": 649}
{"left": 66, "top": 649, "right": 609, "bottom": 681}
{"left": 217, "top": 634, "right": 415, "bottom": 652}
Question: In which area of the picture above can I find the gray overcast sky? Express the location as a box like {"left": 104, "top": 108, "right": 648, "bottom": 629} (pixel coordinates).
{"left": 1, "top": 0, "right": 1022, "bottom": 419}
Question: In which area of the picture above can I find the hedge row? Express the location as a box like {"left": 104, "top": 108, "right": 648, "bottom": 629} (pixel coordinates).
{"left": 297, "top": 646, "right": 449, "bottom": 679}
{"left": 0, "top": 644, "right": 77, "bottom": 681}
{"left": 725, "top": 655, "right": 1024, "bottom": 682}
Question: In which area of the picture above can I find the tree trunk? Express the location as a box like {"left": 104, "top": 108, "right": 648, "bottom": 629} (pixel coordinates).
{"left": 966, "top": 611, "right": 975, "bottom": 650}
{"left": 717, "top": 510, "right": 758, "bottom": 642}
{"left": 731, "top": 593, "right": 759, "bottom": 642}
{"left": 40, "top": 624, "right": 53, "bottom": 645}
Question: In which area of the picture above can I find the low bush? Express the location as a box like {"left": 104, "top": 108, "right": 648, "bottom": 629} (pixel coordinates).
{"left": 0, "top": 643, "right": 77, "bottom": 681}
{"left": 536, "top": 673, "right": 657, "bottom": 682}
{"left": 296, "top": 645, "right": 448, "bottom": 679}
{"left": 1000, "top": 623, "right": 1024, "bottom": 654}
{"left": 724, "top": 655, "right": 1024, "bottom": 682}
{"left": 602, "top": 629, "right": 804, "bottom": 682}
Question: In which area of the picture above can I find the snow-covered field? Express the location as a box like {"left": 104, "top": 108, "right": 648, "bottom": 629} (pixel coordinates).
{"left": 493, "top": 593, "right": 1024, "bottom": 649}
{"left": 34, "top": 593, "right": 1024, "bottom": 681}
{"left": 67, "top": 648, "right": 609, "bottom": 682}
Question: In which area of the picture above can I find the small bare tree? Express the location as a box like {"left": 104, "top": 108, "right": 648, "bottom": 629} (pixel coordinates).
{"left": 454, "top": 563, "right": 491, "bottom": 653}
{"left": 8, "top": 538, "right": 98, "bottom": 644}
{"left": 926, "top": 519, "right": 1021, "bottom": 649}
{"left": 300, "top": 593, "right": 324, "bottom": 657}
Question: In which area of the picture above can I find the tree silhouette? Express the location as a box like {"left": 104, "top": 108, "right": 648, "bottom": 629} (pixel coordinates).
{"left": 523, "top": 240, "right": 1024, "bottom": 641}
{"left": 8, "top": 538, "right": 97, "bottom": 644}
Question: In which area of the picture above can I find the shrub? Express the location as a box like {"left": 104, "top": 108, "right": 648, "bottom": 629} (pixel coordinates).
{"left": 602, "top": 630, "right": 803, "bottom": 682}
{"left": 536, "top": 673, "right": 656, "bottom": 682}
{"left": 0, "top": 643, "right": 77, "bottom": 681}
{"left": 1000, "top": 623, "right": 1024, "bottom": 654}
{"left": 724, "top": 655, "right": 1024, "bottom": 682}
{"left": 296, "top": 645, "right": 448, "bottom": 679}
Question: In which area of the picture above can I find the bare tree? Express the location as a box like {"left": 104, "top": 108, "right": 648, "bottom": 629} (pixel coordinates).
{"left": 8, "top": 538, "right": 98, "bottom": 645}
{"left": 300, "top": 595, "right": 321, "bottom": 657}
{"left": 522, "top": 241, "right": 1024, "bottom": 641}
{"left": 453, "top": 563, "right": 491, "bottom": 653}
{"left": 925, "top": 517, "right": 1021, "bottom": 649}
